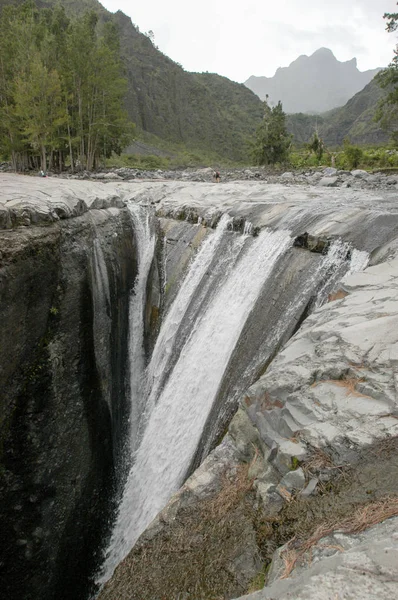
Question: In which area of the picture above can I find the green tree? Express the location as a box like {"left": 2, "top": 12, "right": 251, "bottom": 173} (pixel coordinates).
{"left": 252, "top": 98, "right": 291, "bottom": 165}
{"left": 375, "top": 5, "right": 398, "bottom": 140}
{"left": 0, "top": 2, "right": 134, "bottom": 171}
{"left": 14, "top": 52, "right": 66, "bottom": 171}
{"left": 308, "top": 129, "right": 325, "bottom": 161}
{"left": 343, "top": 139, "right": 363, "bottom": 169}
{"left": 64, "top": 12, "right": 134, "bottom": 170}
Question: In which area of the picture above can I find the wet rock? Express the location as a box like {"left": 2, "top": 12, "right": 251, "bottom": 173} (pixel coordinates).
{"left": 293, "top": 232, "right": 330, "bottom": 254}
{"left": 0, "top": 201, "right": 138, "bottom": 599}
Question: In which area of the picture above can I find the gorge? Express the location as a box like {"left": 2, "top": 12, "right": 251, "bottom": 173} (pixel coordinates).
{"left": 1, "top": 173, "right": 398, "bottom": 600}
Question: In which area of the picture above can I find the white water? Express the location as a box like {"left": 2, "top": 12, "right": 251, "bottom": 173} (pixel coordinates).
{"left": 101, "top": 224, "right": 292, "bottom": 580}
{"left": 343, "top": 248, "right": 369, "bottom": 280}
{"left": 91, "top": 238, "right": 112, "bottom": 411}
{"left": 125, "top": 204, "right": 156, "bottom": 449}
{"left": 144, "top": 213, "right": 233, "bottom": 408}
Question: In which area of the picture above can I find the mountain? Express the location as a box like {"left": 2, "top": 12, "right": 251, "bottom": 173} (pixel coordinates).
{"left": 0, "top": 0, "right": 263, "bottom": 162}
{"left": 112, "top": 10, "right": 263, "bottom": 160}
{"left": 287, "top": 78, "right": 389, "bottom": 146}
{"left": 245, "top": 48, "right": 381, "bottom": 114}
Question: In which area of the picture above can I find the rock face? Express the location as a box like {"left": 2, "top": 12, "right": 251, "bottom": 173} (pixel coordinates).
{"left": 245, "top": 48, "right": 381, "bottom": 113}
{"left": 0, "top": 187, "right": 140, "bottom": 599}
{"left": 99, "top": 250, "right": 398, "bottom": 599}
{"left": 235, "top": 517, "right": 398, "bottom": 600}
{"left": 3, "top": 174, "right": 398, "bottom": 600}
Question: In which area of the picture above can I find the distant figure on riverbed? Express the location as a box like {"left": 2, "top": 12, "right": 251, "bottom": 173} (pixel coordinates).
{"left": 213, "top": 170, "right": 220, "bottom": 183}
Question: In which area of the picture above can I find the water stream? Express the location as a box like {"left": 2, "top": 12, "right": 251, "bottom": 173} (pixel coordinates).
{"left": 99, "top": 206, "right": 369, "bottom": 585}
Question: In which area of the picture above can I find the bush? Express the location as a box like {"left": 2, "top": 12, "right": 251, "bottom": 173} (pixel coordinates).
{"left": 343, "top": 141, "right": 363, "bottom": 169}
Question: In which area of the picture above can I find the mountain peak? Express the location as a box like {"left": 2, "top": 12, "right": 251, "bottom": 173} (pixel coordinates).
{"left": 244, "top": 49, "right": 381, "bottom": 114}
{"left": 312, "top": 47, "right": 335, "bottom": 58}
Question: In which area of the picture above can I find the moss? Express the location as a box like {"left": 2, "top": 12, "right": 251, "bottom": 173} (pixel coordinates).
{"left": 290, "top": 456, "right": 301, "bottom": 470}
{"left": 247, "top": 563, "right": 270, "bottom": 594}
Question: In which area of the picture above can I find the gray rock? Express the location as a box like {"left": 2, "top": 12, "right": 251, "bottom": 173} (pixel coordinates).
{"left": 301, "top": 477, "right": 318, "bottom": 497}
{"left": 323, "top": 167, "right": 337, "bottom": 176}
{"left": 234, "top": 517, "right": 398, "bottom": 600}
{"left": 351, "top": 169, "right": 369, "bottom": 178}
{"left": 278, "top": 467, "right": 306, "bottom": 492}
{"left": 318, "top": 176, "right": 338, "bottom": 187}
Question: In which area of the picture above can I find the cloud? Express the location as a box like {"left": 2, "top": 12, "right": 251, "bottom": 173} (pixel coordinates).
{"left": 101, "top": 0, "right": 398, "bottom": 81}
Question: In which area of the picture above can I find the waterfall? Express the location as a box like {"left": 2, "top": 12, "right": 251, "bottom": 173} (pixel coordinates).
{"left": 91, "top": 238, "right": 112, "bottom": 411}
{"left": 144, "top": 213, "right": 234, "bottom": 409}
{"left": 125, "top": 204, "right": 156, "bottom": 453}
{"left": 314, "top": 240, "right": 368, "bottom": 308}
{"left": 100, "top": 222, "right": 293, "bottom": 580}
{"left": 99, "top": 205, "right": 370, "bottom": 586}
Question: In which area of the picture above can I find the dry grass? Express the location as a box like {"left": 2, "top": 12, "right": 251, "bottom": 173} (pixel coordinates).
{"left": 280, "top": 495, "right": 398, "bottom": 578}
{"left": 99, "top": 437, "right": 398, "bottom": 600}
{"left": 303, "top": 446, "right": 336, "bottom": 471}
{"left": 99, "top": 463, "right": 262, "bottom": 600}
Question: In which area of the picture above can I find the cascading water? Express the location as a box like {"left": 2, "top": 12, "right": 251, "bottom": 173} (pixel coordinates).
{"left": 99, "top": 206, "right": 369, "bottom": 586}
{"left": 91, "top": 238, "right": 112, "bottom": 412}
{"left": 124, "top": 204, "right": 156, "bottom": 453}
{"left": 100, "top": 219, "right": 292, "bottom": 581}
{"left": 143, "top": 213, "right": 234, "bottom": 409}
{"left": 314, "top": 240, "right": 368, "bottom": 308}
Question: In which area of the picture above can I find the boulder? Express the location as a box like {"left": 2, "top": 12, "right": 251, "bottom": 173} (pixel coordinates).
{"left": 293, "top": 232, "right": 330, "bottom": 254}
{"left": 323, "top": 167, "right": 337, "bottom": 176}
{"left": 318, "top": 176, "right": 338, "bottom": 187}
{"left": 351, "top": 169, "right": 369, "bottom": 178}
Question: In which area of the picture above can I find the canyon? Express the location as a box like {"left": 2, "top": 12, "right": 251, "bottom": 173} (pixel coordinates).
{"left": 1, "top": 173, "right": 398, "bottom": 599}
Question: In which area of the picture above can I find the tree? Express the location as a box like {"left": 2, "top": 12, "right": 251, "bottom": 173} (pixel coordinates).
{"left": 0, "top": 2, "right": 135, "bottom": 171}
{"left": 14, "top": 52, "right": 66, "bottom": 171}
{"left": 375, "top": 5, "right": 398, "bottom": 140}
{"left": 252, "top": 98, "right": 291, "bottom": 165}
{"left": 343, "top": 139, "right": 363, "bottom": 169}
{"left": 308, "top": 129, "right": 324, "bottom": 161}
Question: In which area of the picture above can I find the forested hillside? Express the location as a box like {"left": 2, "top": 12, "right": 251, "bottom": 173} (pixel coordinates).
{"left": 287, "top": 79, "right": 388, "bottom": 147}
{"left": 0, "top": 0, "right": 264, "bottom": 164}
{"left": 0, "top": 0, "right": 392, "bottom": 169}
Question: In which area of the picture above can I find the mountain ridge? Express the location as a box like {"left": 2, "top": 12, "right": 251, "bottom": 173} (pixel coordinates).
{"left": 245, "top": 48, "right": 381, "bottom": 114}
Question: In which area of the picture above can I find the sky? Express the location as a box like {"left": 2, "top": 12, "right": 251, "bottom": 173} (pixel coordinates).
{"left": 100, "top": 0, "right": 398, "bottom": 83}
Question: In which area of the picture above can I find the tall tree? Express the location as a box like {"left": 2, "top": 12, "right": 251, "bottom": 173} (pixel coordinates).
{"left": 251, "top": 98, "right": 291, "bottom": 165}
{"left": 0, "top": 2, "right": 134, "bottom": 171}
{"left": 375, "top": 5, "right": 398, "bottom": 140}
{"left": 14, "top": 51, "right": 66, "bottom": 171}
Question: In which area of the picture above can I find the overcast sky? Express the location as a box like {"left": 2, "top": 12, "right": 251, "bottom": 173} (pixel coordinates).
{"left": 101, "top": 0, "right": 398, "bottom": 83}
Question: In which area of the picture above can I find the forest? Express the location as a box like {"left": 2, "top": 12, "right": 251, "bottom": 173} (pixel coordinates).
{"left": 0, "top": 1, "right": 134, "bottom": 172}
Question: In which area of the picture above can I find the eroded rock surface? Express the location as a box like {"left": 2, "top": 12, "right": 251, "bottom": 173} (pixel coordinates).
{"left": 0, "top": 199, "right": 139, "bottom": 599}
{"left": 235, "top": 517, "right": 398, "bottom": 600}
{"left": 99, "top": 255, "right": 398, "bottom": 600}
